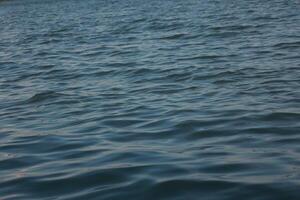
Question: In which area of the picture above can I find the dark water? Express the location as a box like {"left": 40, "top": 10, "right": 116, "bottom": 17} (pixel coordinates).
{"left": 0, "top": 0, "right": 300, "bottom": 199}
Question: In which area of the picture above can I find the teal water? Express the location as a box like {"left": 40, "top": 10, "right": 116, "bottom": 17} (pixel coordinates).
{"left": 0, "top": 0, "right": 300, "bottom": 199}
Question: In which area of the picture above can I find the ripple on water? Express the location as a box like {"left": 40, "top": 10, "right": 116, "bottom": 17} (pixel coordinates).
{"left": 0, "top": 0, "right": 300, "bottom": 199}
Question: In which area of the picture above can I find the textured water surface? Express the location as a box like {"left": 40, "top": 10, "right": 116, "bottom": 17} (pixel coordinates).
{"left": 0, "top": 0, "right": 300, "bottom": 199}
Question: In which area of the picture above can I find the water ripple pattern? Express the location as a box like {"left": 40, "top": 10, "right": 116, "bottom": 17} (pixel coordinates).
{"left": 0, "top": 0, "right": 300, "bottom": 199}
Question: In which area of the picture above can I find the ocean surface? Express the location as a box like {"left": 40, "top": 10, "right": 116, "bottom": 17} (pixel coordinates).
{"left": 0, "top": 0, "right": 300, "bottom": 199}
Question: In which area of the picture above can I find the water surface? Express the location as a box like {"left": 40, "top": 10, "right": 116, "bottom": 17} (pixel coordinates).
{"left": 0, "top": 0, "right": 300, "bottom": 199}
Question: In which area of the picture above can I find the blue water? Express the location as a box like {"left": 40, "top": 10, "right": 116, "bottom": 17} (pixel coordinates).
{"left": 0, "top": 0, "right": 300, "bottom": 199}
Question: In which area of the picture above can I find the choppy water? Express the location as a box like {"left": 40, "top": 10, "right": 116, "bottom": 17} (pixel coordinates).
{"left": 1, "top": 0, "right": 300, "bottom": 199}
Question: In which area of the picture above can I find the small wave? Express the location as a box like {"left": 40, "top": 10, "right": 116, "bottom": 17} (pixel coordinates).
{"left": 259, "top": 111, "right": 300, "bottom": 122}
{"left": 148, "top": 179, "right": 240, "bottom": 198}
{"left": 210, "top": 24, "right": 256, "bottom": 31}
{"left": 177, "top": 54, "right": 237, "bottom": 61}
{"left": 25, "top": 91, "right": 63, "bottom": 104}
{"left": 158, "top": 33, "right": 187, "bottom": 40}
{"left": 273, "top": 41, "right": 300, "bottom": 49}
